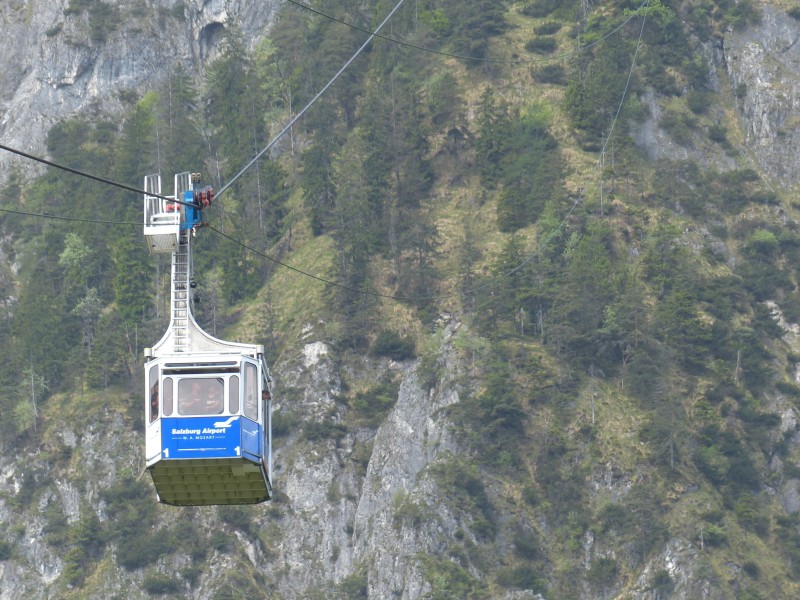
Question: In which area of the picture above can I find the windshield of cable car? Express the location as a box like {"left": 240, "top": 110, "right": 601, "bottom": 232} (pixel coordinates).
{"left": 178, "top": 378, "right": 224, "bottom": 415}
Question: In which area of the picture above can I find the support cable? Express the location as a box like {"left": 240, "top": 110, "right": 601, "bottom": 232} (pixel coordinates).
{"left": 209, "top": 1, "right": 652, "bottom": 302}
{"left": 0, "top": 1, "right": 650, "bottom": 305}
{"left": 0, "top": 142, "right": 194, "bottom": 207}
{"left": 0, "top": 205, "right": 138, "bottom": 225}
{"left": 214, "top": 0, "right": 407, "bottom": 201}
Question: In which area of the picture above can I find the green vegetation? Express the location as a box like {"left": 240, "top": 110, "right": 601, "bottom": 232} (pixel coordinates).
{"left": 371, "top": 330, "right": 416, "bottom": 361}
{"left": 419, "top": 553, "right": 485, "bottom": 599}
{"left": 0, "top": 539, "right": 12, "bottom": 561}
{"left": 3, "top": 0, "right": 800, "bottom": 597}
{"left": 142, "top": 572, "right": 183, "bottom": 594}
{"left": 350, "top": 378, "right": 400, "bottom": 426}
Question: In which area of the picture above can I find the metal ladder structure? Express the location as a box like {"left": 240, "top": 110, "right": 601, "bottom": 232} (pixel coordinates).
{"left": 171, "top": 228, "right": 191, "bottom": 354}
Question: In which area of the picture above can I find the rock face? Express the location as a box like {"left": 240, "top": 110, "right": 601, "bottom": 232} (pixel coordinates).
{"left": 5, "top": 2, "right": 800, "bottom": 599}
{"left": 0, "top": 0, "right": 278, "bottom": 179}
{"left": 267, "top": 322, "right": 467, "bottom": 599}
{"left": 634, "top": 6, "right": 800, "bottom": 179}
{"left": 724, "top": 6, "right": 800, "bottom": 181}
{"left": 0, "top": 319, "right": 478, "bottom": 598}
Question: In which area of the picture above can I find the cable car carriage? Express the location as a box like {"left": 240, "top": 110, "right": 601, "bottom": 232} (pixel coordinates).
{"left": 143, "top": 172, "right": 273, "bottom": 506}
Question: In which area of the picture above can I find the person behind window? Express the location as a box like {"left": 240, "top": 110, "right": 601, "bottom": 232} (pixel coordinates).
{"left": 181, "top": 380, "right": 205, "bottom": 415}
{"left": 150, "top": 386, "right": 159, "bottom": 422}
{"left": 206, "top": 382, "right": 223, "bottom": 414}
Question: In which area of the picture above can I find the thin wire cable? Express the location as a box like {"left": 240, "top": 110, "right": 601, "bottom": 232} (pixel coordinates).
{"left": 492, "top": 3, "right": 650, "bottom": 286}
{"left": 208, "top": 225, "right": 397, "bottom": 298}
{"left": 210, "top": 194, "right": 581, "bottom": 302}
{"left": 215, "top": 0, "right": 407, "bottom": 200}
{"left": 0, "top": 142, "right": 194, "bottom": 207}
{"left": 601, "top": 0, "right": 649, "bottom": 155}
{"left": 211, "top": 2, "right": 651, "bottom": 302}
{"left": 0, "top": 205, "right": 139, "bottom": 225}
{"left": 284, "top": 0, "right": 649, "bottom": 65}
{"left": 0, "top": 2, "right": 650, "bottom": 305}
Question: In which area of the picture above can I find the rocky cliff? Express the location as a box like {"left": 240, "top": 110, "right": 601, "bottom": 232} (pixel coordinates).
{"left": 0, "top": 0, "right": 278, "bottom": 179}
{"left": 3, "top": 1, "right": 800, "bottom": 599}
{"left": 724, "top": 5, "right": 800, "bottom": 182}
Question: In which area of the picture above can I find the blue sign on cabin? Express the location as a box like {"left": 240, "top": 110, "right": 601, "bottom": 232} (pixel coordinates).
{"left": 161, "top": 417, "right": 243, "bottom": 459}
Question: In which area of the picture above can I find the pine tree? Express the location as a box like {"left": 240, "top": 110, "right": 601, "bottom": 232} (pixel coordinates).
{"left": 157, "top": 65, "right": 205, "bottom": 178}
{"left": 475, "top": 88, "right": 510, "bottom": 189}
{"left": 111, "top": 229, "right": 150, "bottom": 325}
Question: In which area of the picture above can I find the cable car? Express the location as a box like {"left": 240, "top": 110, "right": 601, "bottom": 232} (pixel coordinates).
{"left": 143, "top": 172, "right": 273, "bottom": 505}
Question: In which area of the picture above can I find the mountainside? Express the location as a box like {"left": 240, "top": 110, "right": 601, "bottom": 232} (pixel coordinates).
{"left": 4, "top": 1, "right": 800, "bottom": 599}
{"left": 0, "top": 0, "right": 278, "bottom": 180}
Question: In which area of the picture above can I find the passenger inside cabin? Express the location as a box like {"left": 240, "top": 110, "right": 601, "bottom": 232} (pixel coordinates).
{"left": 150, "top": 385, "right": 159, "bottom": 423}
{"left": 180, "top": 380, "right": 206, "bottom": 415}
{"left": 206, "top": 383, "right": 223, "bottom": 414}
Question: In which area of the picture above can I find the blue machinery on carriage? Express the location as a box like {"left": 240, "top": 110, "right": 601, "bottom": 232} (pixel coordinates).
{"left": 143, "top": 172, "right": 273, "bottom": 505}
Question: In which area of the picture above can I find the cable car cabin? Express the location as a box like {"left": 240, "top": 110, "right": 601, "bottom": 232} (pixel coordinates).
{"left": 145, "top": 352, "right": 273, "bottom": 506}
{"left": 142, "top": 171, "right": 274, "bottom": 506}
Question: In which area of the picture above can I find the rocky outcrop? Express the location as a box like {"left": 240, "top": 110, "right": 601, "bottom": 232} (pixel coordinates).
{"left": 724, "top": 6, "right": 800, "bottom": 181}
{"left": 264, "top": 321, "right": 468, "bottom": 598}
{"left": 0, "top": 0, "right": 278, "bottom": 180}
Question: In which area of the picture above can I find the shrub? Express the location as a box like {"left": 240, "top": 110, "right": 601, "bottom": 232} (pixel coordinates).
{"left": 532, "top": 64, "right": 566, "bottom": 85}
{"left": 734, "top": 493, "right": 768, "bottom": 536}
{"left": 521, "top": 0, "right": 558, "bottom": 18}
{"left": 701, "top": 521, "right": 727, "bottom": 547}
{"left": 181, "top": 564, "right": 202, "bottom": 587}
{"left": 0, "top": 540, "right": 11, "bottom": 560}
{"left": 496, "top": 565, "right": 545, "bottom": 591}
{"left": 708, "top": 124, "right": 728, "bottom": 143}
{"left": 392, "top": 490, "right": 429, "bottom": 530}
{"left": 350, "top": 379, "right": 399, "bottom": 426}
{"left": 694, "top": 445, "right": 730, "bottom": 485}
{"left": 117, "top": 530, "right": 174, "bottom": 570}
{"left": 744, "top": 229, "right": 778, "bottom": 256}
{"left": 743, "top": 561, "right": 761, "bottom": 579}
{"left": 686, "top": 90, "right": 712, "bottom": 114}
{"left": 371, "top": 330, "right": 416, "bottom": 360}
{"left": 650, "top": 570, "right": 674, "bottom": 594}
{"left": 512, "top": 529, "right": 541, "bottom": 559}
{"left": 535, "top": 21, "right": 562, "bottom": 35}
{"left": 659, "top": 109, "right": 697, "bottom": 146}
{"left": 588, "top": 557, "right": 618, "bottom": 590}
{"left": 217, "top": 505, "right": 252, "bottom": 534}
{"left": 419, "top": 555, "right": 483, "bottom": 598}
{"left": 303, "top": 419, "right": 347, "bottom": 442}
{"left": 431, "top": 456, "right": 496, "bottom": 539}
{"left": 525, "top": 37, "right": 557, "bottom": 54}
{"left": 143, "top": 572, "right": 182, "bottom": 594}
{"left": 596, "top": 502, "right": 632, "bottom": 535}
{"left": 88, "top": 2, "right": 121, "bottom": 45}
{"left": 338, "top": 565, "right": 368, "bottom": 599}
{"left": 776, "top": 380, "right": 800, "bottom": 398}
{"left": 209, "top": 531, "right": 234, "bottom": 553}
{"left": 101, "top": 478, "right": 174, "bottom": 570}
{"left": 272, "top": 409, "right": 298, "bottom": 438}
{"left": 43, "top": 504, "right": 69, "bottom": 547}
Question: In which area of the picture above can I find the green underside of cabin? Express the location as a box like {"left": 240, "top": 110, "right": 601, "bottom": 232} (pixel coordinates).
{"left": 149, "top": 458, "right": 271, "bottom": 506}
